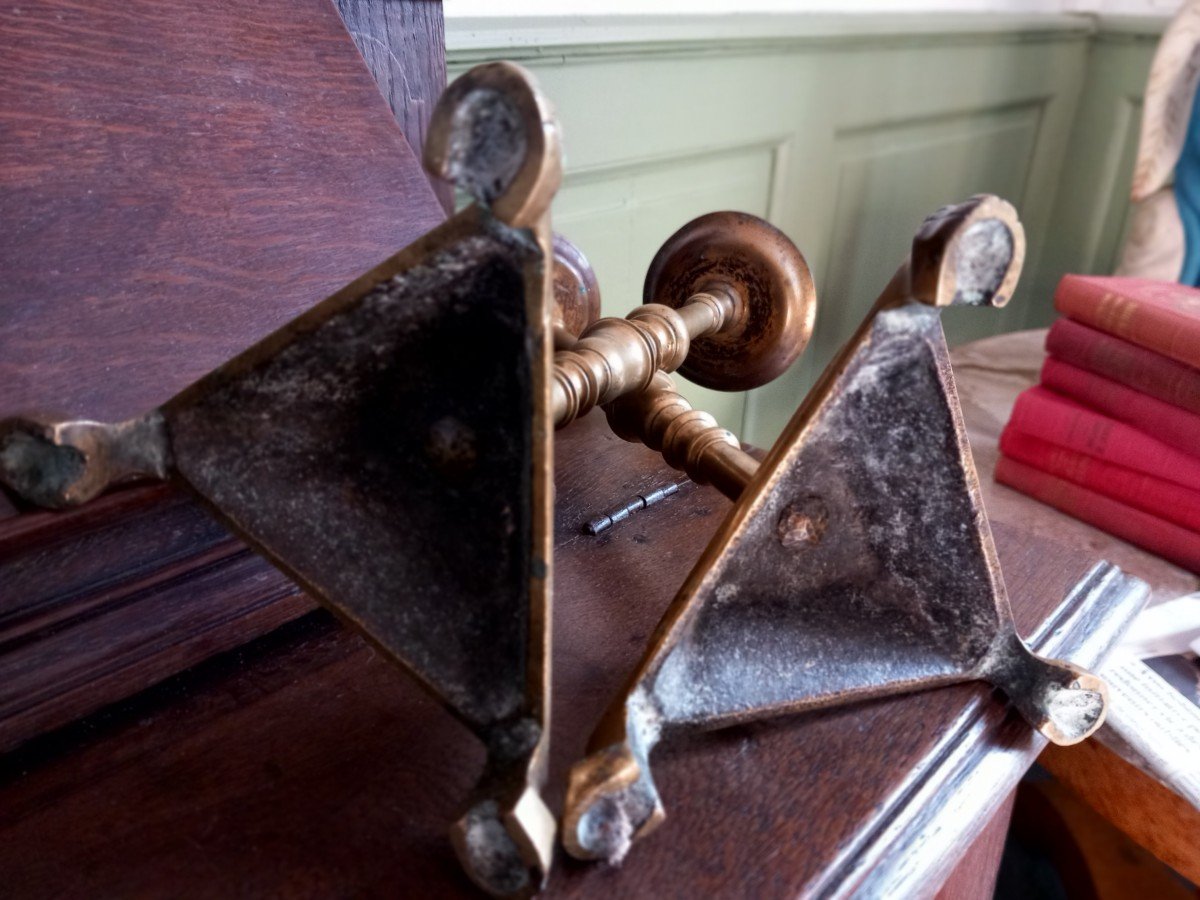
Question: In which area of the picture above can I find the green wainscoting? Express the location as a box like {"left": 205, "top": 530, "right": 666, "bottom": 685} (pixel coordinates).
{"left": 447, "top": 14, "right": 1163, "bottom": 445}
{"left": 1029, "top": 18, "right": 1166, "bottom": 306}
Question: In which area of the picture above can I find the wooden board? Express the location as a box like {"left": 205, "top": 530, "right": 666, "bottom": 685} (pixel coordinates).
{"left": 0, "top": 0, "right": 445, "bottom": 493}
{"left": 1040, "top": 738, "right": 1200, "bottom": 885}
{"left": 1004, "top": 778, "right": 1197, "bottom": 899}
{"left": 0, "top": 400, "right": 1152, "bottom": 897}
{"left": 0, "top": 0, "right": 447, "bottom": 743}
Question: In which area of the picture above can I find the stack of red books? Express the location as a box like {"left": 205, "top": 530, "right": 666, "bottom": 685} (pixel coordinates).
{"left": 996, "top": 275, "right": 1200, "bottom": 573}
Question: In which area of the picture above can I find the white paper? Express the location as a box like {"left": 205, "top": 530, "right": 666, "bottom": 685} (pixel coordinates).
{"left": 1099, "top": 650, "right": 1200, "bottom": 808}
{"left": 1119, "top": 593, "right": 1200, "bottom": 660}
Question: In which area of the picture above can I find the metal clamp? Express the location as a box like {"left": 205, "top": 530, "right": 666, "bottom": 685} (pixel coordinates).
{"left": 1, "top": 61, "right": 562, "bottom": 899}
{"left": 0, "top": 53, "right": 1121, "bottom": 893}
{"left": 561, "top": 195, "right": 1113, "bottom": 865}
{"left": 0, "top": 61, "right": 818, "bottom": 897}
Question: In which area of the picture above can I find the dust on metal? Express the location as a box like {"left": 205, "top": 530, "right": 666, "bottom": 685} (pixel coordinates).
{"left": 563, "top": 196, "right": 1113, "bottom": 865}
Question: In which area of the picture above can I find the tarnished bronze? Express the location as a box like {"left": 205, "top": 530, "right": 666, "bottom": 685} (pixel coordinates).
{"left": 645, "top": 211, "right": 818, "bottom": 392}
{"left": 605, "top": 371, "right": 757, "bottom": 501}
{"left": 562, "top": 195, "right": 1111, "bottom": 865}
{"left": 0, "top": 56, "right": 1116, "bottom": 895}
{"left": 0, "top": 415, "right": 170, "bottom": 509}
{"left": 552, "top": 212, "right": 816, "bottom": 427}
{"left": 550, "top": 233, "right": 601, "bottom": 348}
{"left": 0, "top": 62, "right": 560, "bottom": 898}
{"left": 0, "top": 62, "right": 819, "bottom": 893}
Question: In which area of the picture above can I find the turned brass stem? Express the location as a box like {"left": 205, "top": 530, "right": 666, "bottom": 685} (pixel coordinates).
{"left": 604, "top": 371, "right": 758, "bottom": 501}
{"left": 551, "top": 286, "right": 738, "bottom": 428}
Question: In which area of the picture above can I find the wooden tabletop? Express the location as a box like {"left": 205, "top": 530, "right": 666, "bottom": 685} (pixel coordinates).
{"left": 0, "top": 329, "right": 1189, "bottom": 899}
{"left": 0, "top": 0, "right": 445, "bottom": 520}
{"left": 0, "top": 0, "right": 449, "bottom": 750}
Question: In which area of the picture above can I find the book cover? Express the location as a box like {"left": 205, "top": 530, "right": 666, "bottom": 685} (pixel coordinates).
{"left": 1054, "top": 274, "right": 1200, "bottom": 369}
{"left": 1000, "top": 428, "right": 1200, "bottom": 531}
{"left": 1007, "top": 386, "right": 1200, "bottom": 489}
{"left": 1045, "top": 318, "right": 1200, "bottom": 416}
{"left": 995, "top": 455, "right": 1200, "bottom": 573}
{"left": 1040, "top": 357, "right": 1200, "bottom": 457}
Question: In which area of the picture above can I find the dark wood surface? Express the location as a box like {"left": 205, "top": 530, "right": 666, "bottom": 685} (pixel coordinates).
{"left": 0, "top": 384, "right": 1164, "bottom": 897}
{"left": 336, "top": 0, "right": 452, "bottom": 213}
{"left": 0, "top": 0, "right": 445, "bottom": 514}
{"left": 0, "top": 484, "right": 311, "bottom": 751}
{"left": 0, "top": 0, "right": 446, "bottom": 744}
{"left": 1004, "top": 778, "right": 1197, "bottom": 899}
{"left": 1041, "top": 734, "right": 1200, "bottom": 885}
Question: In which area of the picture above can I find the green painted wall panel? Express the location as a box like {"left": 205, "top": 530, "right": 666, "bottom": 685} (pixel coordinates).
{"left": 1029, "top": 31, "right": 1160, "bottom": 313}
{"left": 448, "top": 15, "right": 1160, "bottom": 446}
{"left": 555, "top": 145, "right": 776, "bottom": 431}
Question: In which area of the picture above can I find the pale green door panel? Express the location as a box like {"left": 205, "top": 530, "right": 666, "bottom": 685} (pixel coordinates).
{"left": 448, "top": 14, "right": 1161, "bottom": 446}
{"left": 1029, "top": 34, "right": 1159, "bottom": 311}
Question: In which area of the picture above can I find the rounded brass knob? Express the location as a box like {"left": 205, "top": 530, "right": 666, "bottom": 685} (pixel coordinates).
{"left": 552, "top": 233, "right": 601, "bottom": 342}
{"left": 643, "top": 211, "right": 816, "bottom": 392}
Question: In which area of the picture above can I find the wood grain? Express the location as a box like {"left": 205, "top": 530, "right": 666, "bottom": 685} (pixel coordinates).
{"left": 0, "top": 405, "right": 1149, "bottom": 898}
{"left": 0, "top": 0, "right": 446, "bottom": 741}
{"left": 1005, "top": 778, "right": 1198, "bottom": 899}
{"left": 0, "top": 0, "right": 443, "bottom": 434}
{"left": 336, "top": 0, "right": 452, "bottom": 212}
{"left": 0, "top": 483, "right": 311, "bottom": 751}
{"left": 934, "top": 791, "right": 1016, "bottom": 900}
{"left": 1040, "top": 739, "right": 1200, "bottom": 885}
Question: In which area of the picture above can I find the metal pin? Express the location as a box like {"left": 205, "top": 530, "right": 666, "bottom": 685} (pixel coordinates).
{"left": 583, "top": 480, "right": 687, "bottom": 535}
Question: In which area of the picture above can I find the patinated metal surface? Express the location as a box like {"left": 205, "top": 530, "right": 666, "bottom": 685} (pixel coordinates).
{"left": 605, "top": 370, "right": 758, "bottom": 501}
{"left": 550, "top": 233, "right": 601, "bottom": 348}
{"left": 0, "top": 62, "right": 560, "bottom": 898}
{"left": 0, "top": 57, "right": 1126, "bottom": 894}
{"left": 563, "top": 195, "right": 1112, "bottom": 865}
{"left": 552, "top": 212, "right": 816, "bottom": 427}
{"left": 645, "top": 211, "right": 817, "bottom": 392}
{"left": 165, "top": 217, "right": 539, "bottom": 729}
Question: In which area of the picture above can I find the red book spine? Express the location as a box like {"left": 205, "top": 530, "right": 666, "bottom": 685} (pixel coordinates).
{"left": 995, "top": 456, "right": 1200, "bottom": 573}
{"left": 1045, "top": 318, "right": 1200, "bottom": 416}
{"left": 1054, "top": 274, "right": 1200, "bottom": 369}
{"left": 1000, "top": 428, "right": 1200, "bottom": 532}
{"left": 1006, "top": 386, "right": 1200, "bottom": 489}
{"left": 1039, "top": 357, "right": 1200, "bottom": 458}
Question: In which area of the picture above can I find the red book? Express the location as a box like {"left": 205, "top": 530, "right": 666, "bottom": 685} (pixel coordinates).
{"left": 995, "top": 456, "right": 1200, "bottom": 573}
{"left": 1054, "top": 275, "right": 1200, "bottom": 369}
{"left": 1040, "top": 357, "right": 1200, "bottom": 457}
{"left": 1045, "top": 318, "right": 1200, "bottom": 416}
{"left": 1007, "top": 386, "right": 1200, "bottom": 489}
{"left": 1000, "top": 428, "right": 1200, "bottom": 532}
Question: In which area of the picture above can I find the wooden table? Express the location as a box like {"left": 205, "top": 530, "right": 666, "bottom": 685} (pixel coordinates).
{"left": 0, "top": 328, "right": 1189, "bottom": 898}
{"left": 0, "top": 0, "right": 448, "bottom": 750}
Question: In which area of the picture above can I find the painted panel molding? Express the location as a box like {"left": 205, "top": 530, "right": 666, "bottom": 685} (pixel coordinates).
{"left": 823, "top": 99, "right": 1047, "bottom": 354}
{"left": 448, "top": 13, "right": 1163, "bottom": 444}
